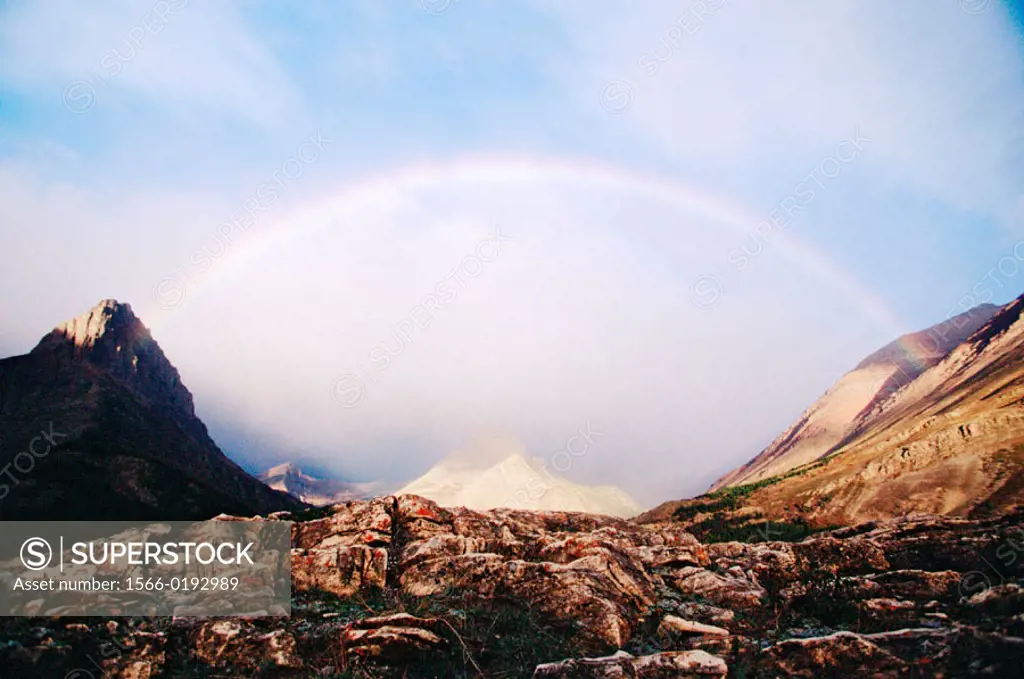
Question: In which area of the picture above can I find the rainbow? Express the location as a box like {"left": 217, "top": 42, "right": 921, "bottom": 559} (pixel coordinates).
{"left": 146, "top": 153, "right": 905, "bottom": 340}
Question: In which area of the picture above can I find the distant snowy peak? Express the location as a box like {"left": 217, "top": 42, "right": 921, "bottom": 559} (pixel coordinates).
{"left": 259, "top": 462, "right": 389, "bottom": 506}
{"left": 397, "top": 453, "right": 642, "bottom": 518}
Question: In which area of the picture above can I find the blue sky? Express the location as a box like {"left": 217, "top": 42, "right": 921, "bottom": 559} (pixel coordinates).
{"left": 1, "top": 0, "right": 1023, "bottom": 504}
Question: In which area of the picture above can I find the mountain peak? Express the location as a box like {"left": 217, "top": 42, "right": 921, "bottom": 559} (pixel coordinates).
{"left": 262, "top": 462, "right": 322, "bottom": 483}
{"left": 398, "top": 450, "right": 642, "bottom": 517}
{"left": 264, "top": 462, "right": 301, "bottom": 478}
{"left": 259, "top": 462, "right": 388, "bottom": 505}
{"left": 31, "top": 299, "right": 195, "bottom": 420}
{"left": 52, "top": 299, "right": 146, "bottom": 348}
{"left": 0, "top": 301, "right": 301, "bottom": 520}
{"left": 855, "top": 303, "right": 1002, "bottom": 371}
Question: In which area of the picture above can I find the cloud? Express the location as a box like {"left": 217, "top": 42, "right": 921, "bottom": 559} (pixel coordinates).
{"left": 123, "top": 162, "right": 898, "bottom": 502}
{"left": 543, "top": 0, "right": 1024, "bottom": 227}
{"left": 1, "top": 0, "right": 1022, "bottom": 507}
{"left": 2, "top": 0, "right": 304, "bottom": 129}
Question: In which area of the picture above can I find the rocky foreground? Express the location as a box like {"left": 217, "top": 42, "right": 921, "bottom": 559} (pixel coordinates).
{"left": 2, "top": 495, "right": 1023, "bottom": 677}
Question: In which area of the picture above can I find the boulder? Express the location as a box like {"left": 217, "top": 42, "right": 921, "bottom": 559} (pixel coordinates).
{"left": 669, "top": 567, "right": 766, "bottom": 611}
{"left": 534, "top": 649, "right": 727, "bottom": 678}
{"left": 291, "top": 545, "right": 388, "bottom": 597}
{"left": 758, "top": 631, "right": 906, "bottom": 678}
{"left": 194, "top": 620, "right": 302, "bottom": 669}
{"left": 340, "top": 613, "right": 448, "bottom": 662}
{"left": 293, "top": 497, "right": 395, "bottom": 549}
{"left": 657, "top": 615, "right": 730, "bottom": 638}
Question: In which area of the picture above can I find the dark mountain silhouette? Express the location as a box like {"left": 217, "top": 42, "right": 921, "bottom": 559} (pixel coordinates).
{"left": 0, "top": 299, "right": 302, "bottom": 520}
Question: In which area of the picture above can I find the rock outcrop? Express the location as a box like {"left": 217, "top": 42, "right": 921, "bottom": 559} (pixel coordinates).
{"left": 3, "top": 495, "right": 1021, "bottom": 677}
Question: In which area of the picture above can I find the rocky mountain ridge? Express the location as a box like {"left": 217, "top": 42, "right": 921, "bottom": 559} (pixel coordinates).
{"left": 33, "top": 299, "right": 198, "bottom": 420}
{"left": 645, "top": 294, "right": 1024, "bottom": 531}
{"left": 0, "top": 299, "right": 301, "bottom": 520}
{"left": 710, "top": 304, "right": 1002, "bottom": 491}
